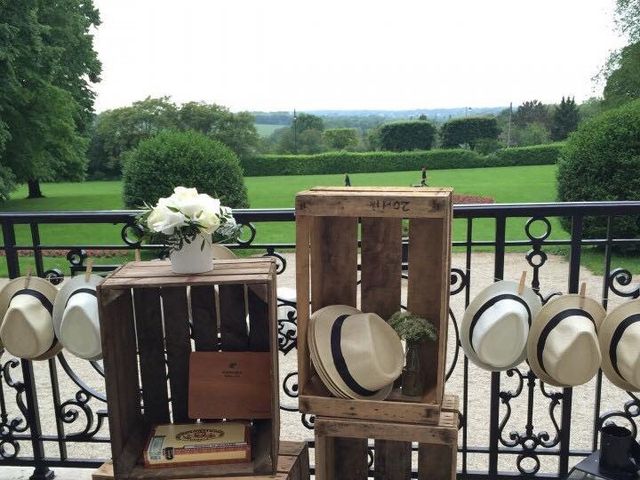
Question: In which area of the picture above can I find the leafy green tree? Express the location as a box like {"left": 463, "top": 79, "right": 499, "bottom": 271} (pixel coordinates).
{"left": 512, "top": 122, "right": 551, "bottom": 146}
{"left": 378, "top": 121, "right": 436, "bottom": 151}
{"left": 603, "top": 42, "right": 640, "bottom": 108}
{"left": 178, "top": 102, "right": 258, "bottom": 160}
{"left": 513, "top": 100, "right": 550, "bottom": 127}
{"left": 324, "top": 128, "right": 359, "bottom": 150}
{"left": 0, "top": 0, "right": 101, "bottom": 198}
{"left": 550, "top": 96, "right": 579, "bottom": 141}
{"left": 294, "top": 113, "right": 324, "bottom": 133}
{"left": 440, "top": 117, "right": 499, "bottom": 149}
{"left": 615, "top": 0, "right": 640, "bottom": 42}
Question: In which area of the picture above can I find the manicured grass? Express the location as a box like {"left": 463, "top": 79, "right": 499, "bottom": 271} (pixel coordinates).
{"left": 0, "top": 164, "right": 635, "bottom": 276}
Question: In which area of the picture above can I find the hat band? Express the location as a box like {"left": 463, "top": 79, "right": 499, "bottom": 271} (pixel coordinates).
{"left": 469, "top": 293, "right": 532, "bottom": 355}
{"left": 331, "top": 314, "right": 379, "bottom": 397}
{"left": 65, "top": 288, "right": 97, "bottom": 307}
{"left": 536, "top": 308, "right": 595, "bottom": 375}
{"left": 609, "top": 314, "right": 640, "bottom": 380}
{"left": 11, "top": 289, "right": 53, "bottom": 315}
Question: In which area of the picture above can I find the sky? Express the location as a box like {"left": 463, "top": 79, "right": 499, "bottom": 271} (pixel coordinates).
{"left": 92, "top": 0, "right": 627, "bottom": 113}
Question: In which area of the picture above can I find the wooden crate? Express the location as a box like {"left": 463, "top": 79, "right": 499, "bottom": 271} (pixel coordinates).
{"left": 296, "top": 186, "right": 453, "bottom": 424}
{"left": 92, "top": 441, "right": 310, "bottom": 480}
{"left": 97, "top": 259, "right": 280, "bottom": 480}
{"left": 314, "top": 395, "right": 459, "bottom": 480}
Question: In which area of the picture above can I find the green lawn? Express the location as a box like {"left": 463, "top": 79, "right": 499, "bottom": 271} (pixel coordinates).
{"left": 0, "top": 164, "right": 636, "bottom": 276}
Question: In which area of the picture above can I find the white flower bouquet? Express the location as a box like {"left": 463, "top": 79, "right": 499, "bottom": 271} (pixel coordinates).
{"left": 138, "top": 187, "right": 240, "bottom": 252}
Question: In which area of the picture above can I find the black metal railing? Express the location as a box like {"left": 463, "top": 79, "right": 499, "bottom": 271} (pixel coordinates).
{"left": 1, "top": 201, "right": 640, "bottom": 479}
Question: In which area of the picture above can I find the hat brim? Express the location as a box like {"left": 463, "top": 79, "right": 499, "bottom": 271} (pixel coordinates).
{"left": 310, "top": 305, "right": 396, "bottom": 400}
{"left": 53, "top": 274, "right": 103, "bottom": 341}
{"left": 598, "top": 299, "right": 640, "bottom": 392}
{"left": 461, "top": 281, "right": 542, "bottom": 372}
{"left": 527, "top": 294, "right": 606, "bottom": 387}
{"left": 0, "top": 277, "right": 59, "bottom": 354}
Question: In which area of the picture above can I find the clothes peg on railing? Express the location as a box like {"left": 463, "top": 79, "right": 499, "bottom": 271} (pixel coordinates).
{"left": 579, "top": 282, "right": 587, "bottom": 306}
{"left": 25, "top": 266, "right": 33, "bottom": 288}
{"left": 134, "top": 249, "right": 141, "bottom": 262}
{"left": 85, "top": 258, "right": 94, "bottom": 282}
{"left": 517, "top": 271, "right": 527, "bottom": 295}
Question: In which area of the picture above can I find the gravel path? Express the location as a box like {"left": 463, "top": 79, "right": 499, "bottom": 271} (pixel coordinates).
{"left": 0, "top": 252, "right": 635, "bottom": 479}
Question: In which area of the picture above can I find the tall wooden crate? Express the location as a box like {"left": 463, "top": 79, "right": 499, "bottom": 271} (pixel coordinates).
{"left": 295, "top": 186, "right": 454, "bottom": 479}
{"left": 98, "top": 258, "right": 280, "bottom": 480}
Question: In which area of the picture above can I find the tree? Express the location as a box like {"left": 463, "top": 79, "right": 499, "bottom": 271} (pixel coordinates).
{"left": 0, "top": 0, "right": 101, "bottom": 198}
{"left": 324, "top": 128, "right": 359, "bottom": 150}
{"left": 615, "top": 0, "right": 640, "bottom": 43}
{"left": 513, "top": 100, "right": 550, "bottom": 127}
{"left": 178, "top": 102, "right": 258, "bottom": 160}
{"left": 512, "top": 122, "right": 551, "bottom": 146}
{"left": 550, "top": 96, "right": 580, "bottom": 141}
{"left": 603, "top": 41, "right": 640, "bottom": 108}
{"left": 440, "top": 117, "right": 500, "bottom": 149}
{"left": 378, "top": 121, "right": 436, "bottom": 151}
{"left": 294, "top": 113, "right": 324, "bottom": 133}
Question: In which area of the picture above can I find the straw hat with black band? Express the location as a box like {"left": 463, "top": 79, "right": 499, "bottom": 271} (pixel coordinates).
{"left": 53, "top": 274, "right": 104, "bottom": 361}
{"left": 599, "top": 299, "right": 640, "bottom": 392}
{"left": 527, "top": 294, "right": 606, "bottom": 387}
{"left": 0, "top": 276, "right": 61, "bottom": 360}
{"left": 461, "top": 280, "right": 542, "bottom": 372}
{"left": 309, "top": 305, "right": 404, "bottom": 400}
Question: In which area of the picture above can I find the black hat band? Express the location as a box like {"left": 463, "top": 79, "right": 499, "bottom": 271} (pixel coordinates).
{"left": 330, "top": 314, "right": 380, "bottom": 397}
{"left": 65, "top": 288, "right": 97, "bottom": 308}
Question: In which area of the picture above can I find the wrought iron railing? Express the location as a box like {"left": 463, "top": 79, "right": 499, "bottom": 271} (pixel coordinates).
{"left": 1, "top": 201, "right": 640, "bottom": 479}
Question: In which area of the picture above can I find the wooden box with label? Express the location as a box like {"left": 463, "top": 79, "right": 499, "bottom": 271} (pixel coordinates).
{"left": 97, "top": 258, "right": 279, "bottom": 480}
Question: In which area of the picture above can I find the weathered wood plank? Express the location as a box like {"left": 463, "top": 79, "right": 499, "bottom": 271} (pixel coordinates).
{"left": 191, "top": 286, "right": 218, "bottom": 351}
{"left": 219, "top": 284, "right": 249, "bottom": 351}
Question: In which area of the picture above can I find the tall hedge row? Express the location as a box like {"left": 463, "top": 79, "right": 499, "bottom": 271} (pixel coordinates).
{"left": 379, "top": 121, "right": 437, "bottom": 151}
{"left": 441, "top": 117, "right": 500, "bottom": 148}
{"left": 241, "top": 144, "right": 562, "bottom": 177}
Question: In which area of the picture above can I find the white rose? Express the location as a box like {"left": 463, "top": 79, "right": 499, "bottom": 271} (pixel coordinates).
{"left": 172, "top": 187, "right": 199, "bottom": 201}
{"left": 197, "top": 209, "right": 221, "bottom": 234}
{"left": 146, "top": 205, "right": 169, "bottom": 231}
{"left": 150, "top": 209, "right": 187, "bottom": 235}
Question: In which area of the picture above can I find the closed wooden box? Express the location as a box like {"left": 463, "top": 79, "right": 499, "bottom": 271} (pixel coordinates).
{"left": 98, "top": 259, "right": 280, "bottom": 480}
{"left": 295, "top": 187, "right": 453, "bottom": 425}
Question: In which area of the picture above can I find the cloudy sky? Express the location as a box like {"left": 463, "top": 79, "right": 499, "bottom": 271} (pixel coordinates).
{"left": 92, "top": 0, "right": 625, "bottom": 113}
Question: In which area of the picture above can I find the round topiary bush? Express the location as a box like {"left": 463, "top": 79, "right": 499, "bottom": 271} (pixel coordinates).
{"left": 123, "top": 130, "right": 249, "bottom": 209}
{"left": 557, "top": 99, "right": 640, "bottom": 247}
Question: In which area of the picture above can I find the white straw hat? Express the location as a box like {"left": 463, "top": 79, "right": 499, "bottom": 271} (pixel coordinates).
{"left": 527, "top": 294, "right": 606, "bottom": 387}
{"left": 0, "top": 277, "right": 61, "bottom": 360}
{"left": 53, "top": 275, "right": 104, "bottom": 361}
{"left": 598, "top": 299, "right": 640, "bottom": 392}
{"left": 309, "top": 305, "right": 404, "bottom": 400}
{"left": 461, "top": 281, "right": 542, "bottom": 371}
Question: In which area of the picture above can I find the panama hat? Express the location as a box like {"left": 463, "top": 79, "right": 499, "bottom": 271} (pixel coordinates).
{"left": 309, "top": 305, "right": 404, "bottom": 400}
{"left": 0, "top": 277, "right": 61, "bottom": 360}
{"left": 53, "top": 275, "right": 104, "bottom": 361}
{"left": 461, "top": 281, "right": 542, "bottom": 371}
{"left": 599, "top": 299, "right": 640, "bottom": 392}
{"left": 527, "top": 294, "right": 606, "bottom": 387}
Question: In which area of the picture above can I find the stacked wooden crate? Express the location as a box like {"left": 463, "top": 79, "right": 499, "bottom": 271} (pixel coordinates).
{"left": 295, "top": 187, "right": 459, "bottom": 480}
{"left": 97, "top": 259, "right": 280, "bottom": 480}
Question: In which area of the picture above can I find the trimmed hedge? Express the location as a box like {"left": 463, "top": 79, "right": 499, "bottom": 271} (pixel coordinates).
{"left": 441, "top": 117, "right": 500, "bottom": 149}
{"left": 241, "top": 144, "right": 563, "bottom": 177}
{"left": 379, "top": 121, "right": 437, "bottom": 151}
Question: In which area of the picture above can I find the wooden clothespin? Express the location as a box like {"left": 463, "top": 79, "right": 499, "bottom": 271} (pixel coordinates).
{"left": 134, "top": 249, "right": 141, "bottom": 262}
{"left": 25, "top": 266, "right": 33, "bottom": 288}
{"left": 579, "top": 282, "right": 587, "bottom": 305}
{"left": 85, "top": 258, "right": 94, "bottom": 282}
{"left": 517, "top": 271, "right": 527, "bottom": 295}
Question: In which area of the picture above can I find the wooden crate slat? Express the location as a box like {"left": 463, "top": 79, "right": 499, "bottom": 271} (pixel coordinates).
{"left": 219, "top": 284, "right": 249, "bottom": 351}
{"left": 247, "top": 284, "right": 270, "bottom": 352}
{"left": 191, "top": 286, "right": 218, "bottom": 351}
{"left": 373, "top": 440, "right": 411, "bottom": 480}
{"left": 310, "top": 216, "right": 358, "bottom": 310}
{"left": 133, "top": 287, "right": 170, "bottom": 425}
{"left": 103, "top": 274, "right": 273, "bottom": 288}
{"left": 418, "top": 442, "right": 457, "bottom": 480}
{"left": 407, "top": 217, "right": 448, "bottom": 404}
{"left": 360, "top": 217, "right": 403, "bottom": 319}
{"left": 295, "top": 214, "right": 312, "bottom": 394}
{"left": 334, "top": 438, "right": 369, "bottom": 479}
{"left": 161, "top": 287, "right": 192, "bottom": 423}
{"left": 98, "top": 288, "right": 144, "bottom": 476}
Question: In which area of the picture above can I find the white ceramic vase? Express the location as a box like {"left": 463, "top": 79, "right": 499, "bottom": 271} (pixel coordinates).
{"left": 169, "top": 235, "right": 213, "bottom": 274}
